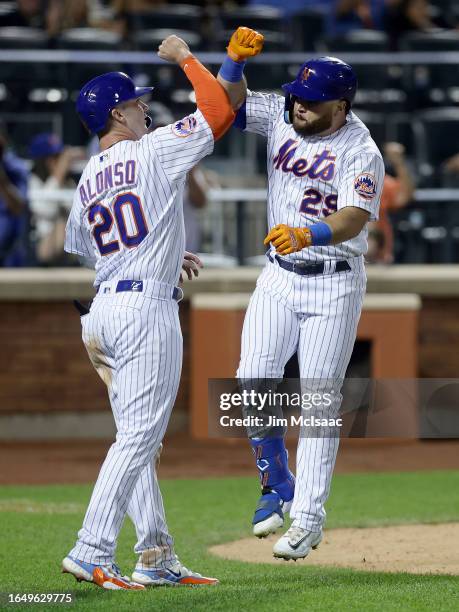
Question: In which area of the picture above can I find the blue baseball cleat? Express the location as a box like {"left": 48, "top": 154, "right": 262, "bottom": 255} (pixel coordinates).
{"left": 252, "top": 490, "right": 293, "bottom": 538}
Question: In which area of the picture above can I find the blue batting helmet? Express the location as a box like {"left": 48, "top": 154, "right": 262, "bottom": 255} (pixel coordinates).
{"left": 76, "top": 72, "right": 154, "bottom": 134}
{"left": 282, "top": 57, "right": 357, "bottom": 124}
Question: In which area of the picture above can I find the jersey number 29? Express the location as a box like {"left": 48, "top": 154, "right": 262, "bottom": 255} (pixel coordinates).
{"left": 300, "top": 188, "right": 338, "bottom": 217}
{"left": 88, "top": 193, "right": 148, "bottom": 256}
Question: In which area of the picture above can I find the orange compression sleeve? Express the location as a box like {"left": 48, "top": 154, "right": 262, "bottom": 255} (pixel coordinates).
{"left": 179, "top": 55, "right": 235, "bottom": 141}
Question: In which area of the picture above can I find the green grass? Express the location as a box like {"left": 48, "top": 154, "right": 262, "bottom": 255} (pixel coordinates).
{"left": 0, "top": 472, "right": 458, "bottom": 611}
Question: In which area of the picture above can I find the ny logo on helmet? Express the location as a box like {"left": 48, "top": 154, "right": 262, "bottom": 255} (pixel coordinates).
{"left": 301, "top": 67, "right": 314, "bottom": 82}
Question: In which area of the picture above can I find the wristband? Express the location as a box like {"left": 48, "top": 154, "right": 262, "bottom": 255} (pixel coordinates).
{"left": 219, "top": 56, "right": 246, "bottom": 83}
{"left": 309, "top": 222, "right": 333, "bottom": 246}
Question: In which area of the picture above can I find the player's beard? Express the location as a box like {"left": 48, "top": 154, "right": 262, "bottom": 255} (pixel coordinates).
{"left": 292, "top": 108, "right": 334, "bottom": 137}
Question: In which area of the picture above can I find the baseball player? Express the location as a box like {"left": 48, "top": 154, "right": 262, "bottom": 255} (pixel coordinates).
{"left": 218, "top": 28, "right": 384, "bottom": 560}
{"left": 62, "top": 35, "right": 234, "bottom": 590}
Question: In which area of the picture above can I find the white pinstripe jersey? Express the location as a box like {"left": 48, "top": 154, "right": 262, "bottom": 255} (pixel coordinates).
{"left": 65, "top": 110, "right": 213, "bottom": 286}
{"left": 244, "top": 91, "right": 385, "bottom": 262}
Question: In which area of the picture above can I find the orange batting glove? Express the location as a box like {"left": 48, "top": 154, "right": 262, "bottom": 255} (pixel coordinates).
{"left": 227, "top": 26, "right": 264, "bottom": 62}
{"left": 264, "top": 224, "right": 312, "bottom": 255}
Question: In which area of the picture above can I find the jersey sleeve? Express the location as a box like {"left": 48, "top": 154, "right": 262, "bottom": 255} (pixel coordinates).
{"left": 338, "top": 151, "right": 385, "bottom": 221}
{"left": 64, "top": 192, "right": 94, "bottom": 259}
{"left": 145, "top": 109, "right": 214, "bottom": 182}
{"left": 234, "top": 90, "right": 284, "bottom": 138}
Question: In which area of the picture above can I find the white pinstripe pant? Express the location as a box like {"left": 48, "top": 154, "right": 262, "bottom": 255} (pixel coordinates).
{"left": 69, "top": 285, "right": 182, "bottom": 566}
{"left": 237, "top": 256, "right": 366, "bottom": 532}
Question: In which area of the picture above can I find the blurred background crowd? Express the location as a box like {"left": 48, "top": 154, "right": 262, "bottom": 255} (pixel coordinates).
{"left": 1, "top": 0, "right": 459, "bottom": 266}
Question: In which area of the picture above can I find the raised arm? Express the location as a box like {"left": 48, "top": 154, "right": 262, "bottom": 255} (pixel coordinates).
{"left": 217, "top": 27, "right": 264, "bottom": 110}
{"left": 158, "top": 35, "right": 234, "bottom": 141}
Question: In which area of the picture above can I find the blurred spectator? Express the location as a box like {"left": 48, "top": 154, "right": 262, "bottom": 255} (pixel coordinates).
{"left": 110, "top": 0, "right": 165, "bottom": 15}
{"left": 0, "top": 122, "right": 29, "bottom": 266}
{"left": 85, "top": 0, "right": 125, "bottom": 34}
{"left": 28, "top": 133, "right": 84, "bottom": 266}
{"left": 46, "top": 0, "right": 127, "bottom": 37}
{"left": 442, "top": 153, "right": 459, "bottom": 187}
{"left": 367, "top": 142, "right": 415, "bottom": 264}
{"left": 46, "top": 0, "right": 88, "bottom": 38}
{"left": 108, "top": 0, "right": 168, "bottom": 38}
{"left": 147, "top": 100, "right": 174, "bottom": 128}
{"left": 184, "top": 165, "right": 219, "bottom": 252}
{"left": 0, "top": 0, "right": 45, "bottom": 28}
{"left": 247, "top": 0, "right": 335, "bottom": 19}
{"left": 328, "top": 0, "right": 386, "bottom": 36}
{"left": 384, "top": 0, "right": 446, "bottom": 49}
{"left": 367, "top": 225, "right": 386, "bottom": 263}
{"left": 0, "top": 0, "right": 128, "bottom": 36}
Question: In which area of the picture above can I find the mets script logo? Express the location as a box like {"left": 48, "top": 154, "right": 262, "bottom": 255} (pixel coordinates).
{"left": 172, "top": 116, "right": 197, "bottom": 137}
{"left": 354, "top": 173, "right": 377, "bottom": 200}
{"left": 301, "top": 67, "right": 314, "bottom": 81}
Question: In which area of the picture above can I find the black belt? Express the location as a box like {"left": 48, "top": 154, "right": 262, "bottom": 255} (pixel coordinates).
{"left": 268, "top": 253, "right": 351, "bottom": 276}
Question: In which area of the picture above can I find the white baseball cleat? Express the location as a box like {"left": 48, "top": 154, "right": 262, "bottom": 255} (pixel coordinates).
{"left": 273, "top": 526, "right": 322, "bottom": 560}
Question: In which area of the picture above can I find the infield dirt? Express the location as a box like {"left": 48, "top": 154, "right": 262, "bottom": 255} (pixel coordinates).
{"left": 210, "top": 523, "right": 459, "bottom": 575}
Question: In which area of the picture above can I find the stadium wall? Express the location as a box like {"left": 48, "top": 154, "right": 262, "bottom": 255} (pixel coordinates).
{"left": 0, "top": 267, "right": 458, "bottom": 439}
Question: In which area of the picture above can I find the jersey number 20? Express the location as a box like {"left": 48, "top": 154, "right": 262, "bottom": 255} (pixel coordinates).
{"left": 88, "top": 193, "right": 148, "bottom": 256}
